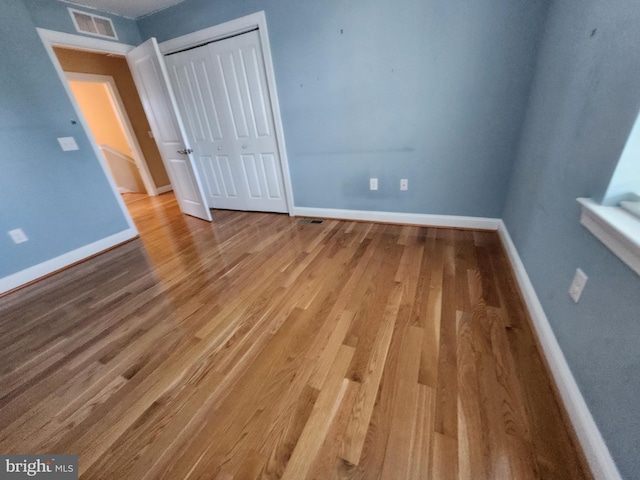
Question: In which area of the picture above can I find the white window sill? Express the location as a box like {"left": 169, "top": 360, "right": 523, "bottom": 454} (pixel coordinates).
{"left": 578, "top": 198, "right": 640, "bottom": 276}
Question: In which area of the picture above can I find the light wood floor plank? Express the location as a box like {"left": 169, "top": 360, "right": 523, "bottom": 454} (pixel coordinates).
{"left": 434, "top": 239, "right": 459, "bottom": 439}
{"left": 340, "top": 283, "right": 403, "bottom": 465}
{"left": 380, "top": 326, "right": 423, "bottom": 479}
{"left": 408, "top": 384, "right": 435, "bottom": 480}
{"left": 281, "top": 345, "right": 354, "bottom": 480}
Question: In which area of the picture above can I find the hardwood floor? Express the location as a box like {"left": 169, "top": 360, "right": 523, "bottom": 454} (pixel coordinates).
{"left": 0, "top": 194, "right": 591, "bottom": 479}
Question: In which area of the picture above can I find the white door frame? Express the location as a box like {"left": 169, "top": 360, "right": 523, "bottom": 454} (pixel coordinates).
{"left": 36, "top": 28, "right": 137, "bottom": 231}
{"left": 66, "top": 72, "right": 157, "bottom": 196}
{"left": 158, "top": 11, "right": 295, "bottom": 215}
{"left": 36, "top": 29, "right": 174, "bottom": 197}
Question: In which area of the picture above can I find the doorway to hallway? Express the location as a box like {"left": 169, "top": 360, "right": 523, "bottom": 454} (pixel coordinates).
{"left": 68, "top": 73, "right": 149, "bottom": 200}
{"left": 52, "top": 45, "right": 174, "bottom": 217}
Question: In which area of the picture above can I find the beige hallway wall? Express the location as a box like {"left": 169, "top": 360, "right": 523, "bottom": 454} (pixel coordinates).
{"left": 54, "top": 46, "right": 170, "bottom": 188}
{"left": 69, "top": 81, "right": 131, "bottom": 156}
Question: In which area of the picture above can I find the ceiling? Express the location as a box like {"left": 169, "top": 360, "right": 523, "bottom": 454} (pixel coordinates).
{"left": 63, "top": 0, "right": 187, "bottom": 19}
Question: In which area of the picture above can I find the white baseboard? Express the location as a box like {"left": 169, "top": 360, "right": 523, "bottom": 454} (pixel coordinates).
{"left": 497, "top": 221, "right": 621, "bottom": 480}
{"left": 155, "top": 185, "right": 173, "bottom": 194}
{"left": 292, "top": 206, "right": 502, "bottom": 230}
{"left": 0, "top": 228, "right": 138, "bottom": 295}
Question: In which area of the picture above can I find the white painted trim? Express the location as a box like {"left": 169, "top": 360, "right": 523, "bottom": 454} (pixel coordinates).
{"left": 65, "top": 72, "right": 159, "bottom": 196}
{"left": 37, "top": 28, "right": 137, "bottom": 233}
{"left": 156, "top": 184, "right": 174, "bottom": 194}
{"left": 158, "top": 11, "right": 296, "bottom": 215}
{"left": 578, "top": 198, "right": 640, "bottom": 276}
{"left": 497, "top": 221, "right": 622, "bottom": 480}
{"left": 621, "top": 200, "right": 640, "bottom": 219}
{"left": 0, "top": 228, "right": 137, "bottom": 295}
{"left": 36, "top": 28, "right": 133, "bottom": 55}
{"left": 292, "top": 207, "right": 501, "bottom": 230}
{"left": 158, "top": 12, "right": 264, "bottom": 54}
{"left": 100, "top": 144, "right": 136, "bottom": 165}
{"left": 127, "top": 38, "right": 212, "bottom": 221}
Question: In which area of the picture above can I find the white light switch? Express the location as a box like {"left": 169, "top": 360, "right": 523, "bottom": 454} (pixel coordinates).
{"left": 8, "top": 229, "right": 28, "bottom": 244}
{"left": 57, "top": 136, "right": 79, "bottom": 151}
{"left": 370, "top": 178, "right": 378, "bottom": 190}
{"left": 569, "top": 268, "right": 588, "bottom": 303}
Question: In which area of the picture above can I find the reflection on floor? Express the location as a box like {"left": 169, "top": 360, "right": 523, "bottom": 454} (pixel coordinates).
{"left": 0, "top": 193, "right": 591, "bottom": 479}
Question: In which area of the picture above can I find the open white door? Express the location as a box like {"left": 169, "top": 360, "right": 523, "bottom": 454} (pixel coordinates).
{"left": 126, "top": 38, "right": 212, "bottom": 221}
{"left": 165, "top": 30, "right": 288, "bottom": 214}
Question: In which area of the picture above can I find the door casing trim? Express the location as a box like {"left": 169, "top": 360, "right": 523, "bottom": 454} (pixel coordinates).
{"left": 37, "top": 28, "right": 138, "bottom": 230}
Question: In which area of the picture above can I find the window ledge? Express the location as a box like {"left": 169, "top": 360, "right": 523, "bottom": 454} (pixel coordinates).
{"left": 578, "top": 198, "right": 640, "bottom": 276}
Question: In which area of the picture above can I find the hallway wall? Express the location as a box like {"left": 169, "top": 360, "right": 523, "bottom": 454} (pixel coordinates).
{"left": 55, "top": 47, "right": 170, "bottom": 189}
{"left": 69, "top": 81, "right": 132, "bottom": 156}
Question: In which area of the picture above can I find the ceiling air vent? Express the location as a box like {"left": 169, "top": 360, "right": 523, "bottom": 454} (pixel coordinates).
{"left": 69, "top": 8, "right": 118, "bottom": 40}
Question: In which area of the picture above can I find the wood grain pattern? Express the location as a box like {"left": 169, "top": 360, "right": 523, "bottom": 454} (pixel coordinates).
{"left": 0, "top": 193, "right": 592, "bottom": 479}
{"left": 282, "top": 346, "right": 354, "bottom": 480}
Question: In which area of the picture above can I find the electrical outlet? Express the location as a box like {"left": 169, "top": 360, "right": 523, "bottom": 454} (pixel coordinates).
{"left": 9, "top": 228, "right": 28, "bottom": 244}
{"left": 57, "top": 136, "right": 79, "bottom": 151}
{"left": 370, "top": 178, "right": 378, "bottom": 190}
{"left": 400, "top": 179, "right": 408, "bottom": 191}
{"left": 569, "top": 268, "right": 588, "bottom": 303}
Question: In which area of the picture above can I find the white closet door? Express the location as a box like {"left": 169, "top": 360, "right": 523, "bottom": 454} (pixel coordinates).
{"left": 127, "top": 38, "right": 212, "bottom": 221}
{"left": 166, "top": 46, "right": 246, "bottom": 211}
{"left": 166, "top": 30, "right": 288, "bottom": 213}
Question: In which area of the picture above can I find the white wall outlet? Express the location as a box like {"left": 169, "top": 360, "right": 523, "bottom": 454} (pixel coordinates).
{"left": 9, "top": 228, "right": 28, "bottom": 244}
{"left": 400, "top": 179, "right": 408, "bottom": 191}
{"left": 569, "top": 268, "right": 588, "bottom": 303}
{"left": 57, "top": 136, "right": 79, "bottom": 151}
{"left": 370, "top": 178, "right": 378, "bottom": 190}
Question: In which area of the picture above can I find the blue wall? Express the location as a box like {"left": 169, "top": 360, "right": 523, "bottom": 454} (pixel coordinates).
{"left": 23, "top": 0, "right": 142, "bottom": 46}
{"left": 502, "top": 0, "right": 640, "bottom": 477}
{"left": 0, "top": 0, "right": 130, "bottom": 278}
{"left": 138, "top": 0, "right": 549, "bottom": 217}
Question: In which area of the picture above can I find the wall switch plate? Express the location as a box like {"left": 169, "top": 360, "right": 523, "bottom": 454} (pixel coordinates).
{"left": 370, "top": 178, "right": 378, "bottom": 190}
{"left": 57, "top": 136, "right": 79, "bottom": 151}
{"left": 569, "top": 268, "right": 588, "bottom": 303}
{"left": 9, "top": 228, "right": 28, "bottom": 244}
{"left": 400, "top": 179, "right": 408, "bottom": 190}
